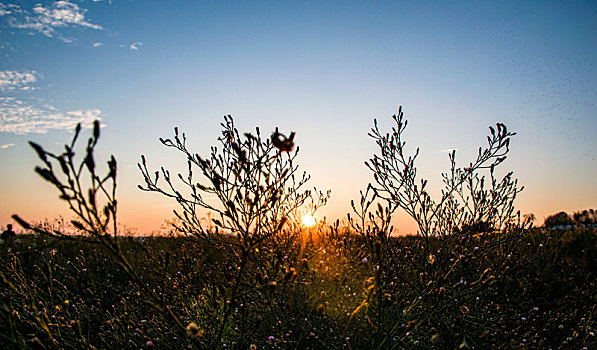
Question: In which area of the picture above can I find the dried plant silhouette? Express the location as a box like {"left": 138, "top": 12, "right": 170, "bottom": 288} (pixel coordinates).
{"left": 10, "top": 121, "right": 189, "bottom": 341}
{"left": 138, "top": 115, "right": 327, "bottom": 243}
{"left": 347, "top": 106, "right": 533, "bottom": 348}
{"left": 365, "top": 106, "right": 524, "bottom": 240}
{"left": 14, "top": 121, "right": 117, "bottom": 240}
{"left": 138, "top": 115, "right": 330, "bottom": 343}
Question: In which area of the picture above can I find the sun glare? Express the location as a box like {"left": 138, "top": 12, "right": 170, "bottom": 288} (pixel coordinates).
{"left": 301, "top": 213, "right": 316, "bottom": 228}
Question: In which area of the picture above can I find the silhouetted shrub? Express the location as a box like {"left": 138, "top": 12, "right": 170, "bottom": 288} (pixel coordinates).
{"left": 545, "top": 211, "right": 574, "bottom": 227}
{"left": 347, "top": 106, "right": 532, "bottom": 348}
{"left": 572, "top": 209, "right": 597, "bottom": 226}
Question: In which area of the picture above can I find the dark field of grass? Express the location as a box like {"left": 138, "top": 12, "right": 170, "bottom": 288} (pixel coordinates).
{"left": 1, "top": 227, "right": 595, "bottom": 349}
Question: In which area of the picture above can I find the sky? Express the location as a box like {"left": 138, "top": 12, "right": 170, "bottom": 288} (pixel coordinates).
{"left": 1, "top": 0, "right": 596, "bottom": 235}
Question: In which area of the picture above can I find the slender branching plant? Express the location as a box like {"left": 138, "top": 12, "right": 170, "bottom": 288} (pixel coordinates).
{"left": 14, "top": 121, "right": 117, "bottom": 242}
{"left": 366, "top": 106, "right": 524, "bottom": 242}
{"left": 138, "top": 115, "right": 327, "bottom": 246}
{"left": 348, "top": 106, "right": 532, "bottom": 348}
{"left": 138, "top": 115, "right": 329, "bottom": 344}
{"left": 12, "top": 121, "right": 188, "bottom": 339}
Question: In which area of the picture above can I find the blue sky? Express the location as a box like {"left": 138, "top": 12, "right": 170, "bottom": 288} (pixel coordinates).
{"left": 1, "top": 0, "right": 596, "bottom": 234}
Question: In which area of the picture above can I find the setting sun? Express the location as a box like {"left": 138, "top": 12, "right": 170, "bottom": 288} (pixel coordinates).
{"left": 301, "top": 213, "right": 316, "bottom": 228}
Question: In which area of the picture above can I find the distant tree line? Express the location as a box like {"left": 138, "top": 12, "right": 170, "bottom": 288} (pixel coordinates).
{"left": 544, "top": 209, "right": 597, "bottom": 228}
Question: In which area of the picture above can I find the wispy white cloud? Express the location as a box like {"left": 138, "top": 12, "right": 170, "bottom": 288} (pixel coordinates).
{"left": 0, "top": 97, "right": 101, "bottom": 134}
{"left": 0, "top": 70, "right": 40, "bottom": 92}
{"left": 1, "top": 143, "right": 15, "bottom": 149}
{"left": 0, "top": 3, "right": 19, "bottom": 16}
{"left": 1, "top": 1, "right": 103, "bottom": 42}
{"left": 93, "top": 42, "right": 104, "bottom": 47}
{"left": 440, "top": 148, "right": 458, "bottom": 153}
{"left": 129, "top": 41, "right": 143, "bottom": 50}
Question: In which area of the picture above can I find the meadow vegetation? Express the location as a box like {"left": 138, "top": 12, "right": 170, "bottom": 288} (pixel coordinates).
{"left": 1, "top": 108, "right": 595, "bottom": 349}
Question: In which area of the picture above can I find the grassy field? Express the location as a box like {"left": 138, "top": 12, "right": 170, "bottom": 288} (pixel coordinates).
{"left": 1, "top": 227, "right": 595, "bottom": 349}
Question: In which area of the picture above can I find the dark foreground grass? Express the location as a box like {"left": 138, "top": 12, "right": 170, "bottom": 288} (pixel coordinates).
{"left": 1, "top": 227, "right": 595, "bottom": 349}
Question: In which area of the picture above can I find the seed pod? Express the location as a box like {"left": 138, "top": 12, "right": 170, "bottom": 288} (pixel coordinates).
{"left": 29, "top": 142, "right": 47, "bottom": 164}
{"left": 108, "top": 156, "right": 117, "bottom": 179}
{"left": 85, "top": 151, "right": 95, "bottom": 172}
{"left": 93, "top": 120, "right": 100, "bottom": 140}
{"left": 58, "top": 156, "right": 70, "bottom": 176}
{"left": 71, "top": 220, "right": 86, "bottom": 231}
